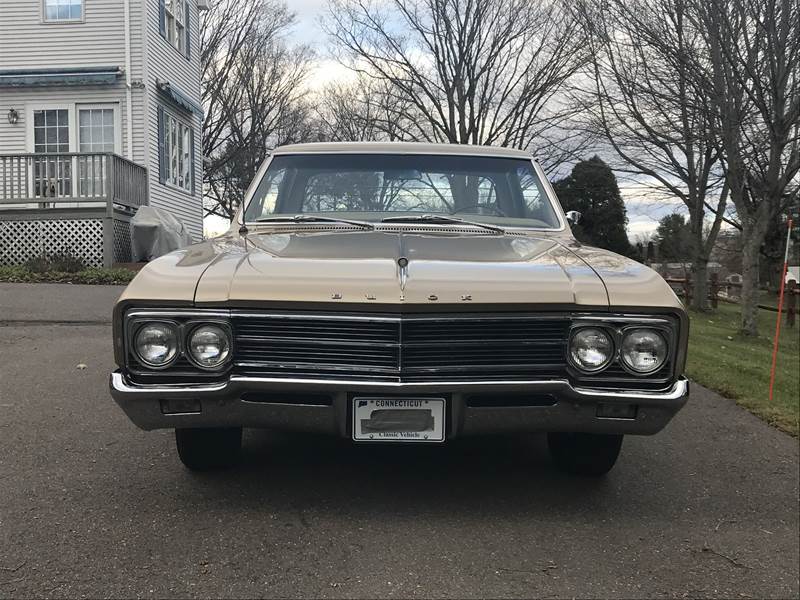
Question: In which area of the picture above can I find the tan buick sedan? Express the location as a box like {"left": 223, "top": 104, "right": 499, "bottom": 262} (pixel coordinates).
{"left": 110, "top": 142, "right": 689, "bottom": 475}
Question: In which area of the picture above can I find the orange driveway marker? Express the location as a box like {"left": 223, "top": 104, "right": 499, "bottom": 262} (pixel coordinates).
{"left": 769, "top": 218, "right": 794, "bottom": 402}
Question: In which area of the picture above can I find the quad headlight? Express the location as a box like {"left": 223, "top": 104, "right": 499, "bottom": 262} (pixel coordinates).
{"left": 187, "top": 324, "right": 231, "bottom": 369}
{"left": 133, "top": 322, "right": 179, "bottom": 368}
{"left": 620, "top": 328, "right": 668, "bottom": 374}
{"left": 569, "top": 327, "right": 614, "bottom": 372}
{"left": 129, "top": 318, "right": 232, "bottom": 371}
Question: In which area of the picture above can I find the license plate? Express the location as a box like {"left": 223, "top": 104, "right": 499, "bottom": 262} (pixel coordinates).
{"left": 352, "top": 397, "right": 445, "bottom": 442}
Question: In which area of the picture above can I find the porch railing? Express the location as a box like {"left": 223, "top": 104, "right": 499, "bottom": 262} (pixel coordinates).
{"left": 0, "top": 152, "right": 147, "bottom": 210}
{"left": 0, "top": 153, "right": 148, "bottom": 268}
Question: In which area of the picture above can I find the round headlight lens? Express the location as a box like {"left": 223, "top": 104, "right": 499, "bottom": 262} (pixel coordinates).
{"left": 134, "top": 322, "right": 178, "bottom": 367}
{"left": 188, "top": 325, "right": 231, "bottom": 368}
{"left": 569, "top": 327, "right": 614, "bottom": 372}
{"left": 621, "top": 328, "right": 668, "bottom": 373}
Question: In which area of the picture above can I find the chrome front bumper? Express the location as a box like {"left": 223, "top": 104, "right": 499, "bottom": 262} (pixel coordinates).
{"left": 110, "top": 372, "right": 689, "bottom": 437}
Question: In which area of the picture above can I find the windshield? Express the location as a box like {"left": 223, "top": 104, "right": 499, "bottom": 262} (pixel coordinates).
{"left": 243, "top": 154, "right": 562, "bottom": 229}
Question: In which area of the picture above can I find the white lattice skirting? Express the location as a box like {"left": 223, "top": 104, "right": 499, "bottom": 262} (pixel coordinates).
{"left": 0, "top": 217, "right": 132, "bottom": 268}
{"left": 113, "top": 217, "right": 132, "bottom": 263}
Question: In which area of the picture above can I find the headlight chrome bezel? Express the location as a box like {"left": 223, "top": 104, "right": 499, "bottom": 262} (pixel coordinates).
{"left": 125, "top": 311, "right": 234, "bottom": 373}
{"left": 131, "top": 319, "right": 181, "bottom": 370}
{"left": 568, "top": 318, "right": 675, "bottom": 379}
{"left": 185, "top": 321, "right": 233, "bottom": 370}
{"left": 568, "top": 326, "right": 615, "bottom": 373}
{"left": 619, "top": 327, "right": 669, "bottom": 375}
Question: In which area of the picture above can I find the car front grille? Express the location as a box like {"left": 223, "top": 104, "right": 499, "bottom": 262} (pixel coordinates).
{"left": 232, "top": 312, "right": 570, "bottom": 381}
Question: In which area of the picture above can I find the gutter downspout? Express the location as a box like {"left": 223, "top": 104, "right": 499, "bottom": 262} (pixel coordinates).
{"left": 123, "top": 0, "right": 134, "bottom": 160}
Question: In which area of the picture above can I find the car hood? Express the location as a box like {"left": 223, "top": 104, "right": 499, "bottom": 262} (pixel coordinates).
{"left": 118, "top": 229, "right": 682, "bottom": 311}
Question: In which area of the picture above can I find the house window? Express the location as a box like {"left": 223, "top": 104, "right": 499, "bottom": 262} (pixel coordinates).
{"left": 162, "top": 0, "right": 188, "bottom": 55}
{"left": 33, "top": 109, "right": 71, "bottom": 197}
{"left": 44, "top": 0, "right": 83, "bottom": 22}
{"left": 33, "top": 109, "right": 70, "bottom": 153}
{"left": 78, "top": 108, "right": 115, "bottom": 153}
{"left": 159, "top": 108, "right": 193, "bottom": 193}
{"left": 78, "top": 107, "right": 117, "bottom": 196}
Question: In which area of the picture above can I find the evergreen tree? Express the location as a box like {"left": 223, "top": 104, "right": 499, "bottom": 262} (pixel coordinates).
{"left": 552, "top": 156, "right": 632, "bottom": 256}
{"left": 654, "top": 213, "right": 692, "bottom": 262}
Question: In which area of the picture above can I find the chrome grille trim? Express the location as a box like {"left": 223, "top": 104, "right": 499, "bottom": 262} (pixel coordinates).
{"left": 231, "top": 311, "right": 572, "bottom": 381}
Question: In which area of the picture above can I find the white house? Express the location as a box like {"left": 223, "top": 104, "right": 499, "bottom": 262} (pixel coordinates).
{"left": 0, "top": 0, "right": 206, "bottom": 267}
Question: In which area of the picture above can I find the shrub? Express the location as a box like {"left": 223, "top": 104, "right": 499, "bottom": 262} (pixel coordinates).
{"left": 24, "top": 251, "right": 86, "bottom": 273}
{"left": 0, "top": 265, "right": 136, "bottom": 285}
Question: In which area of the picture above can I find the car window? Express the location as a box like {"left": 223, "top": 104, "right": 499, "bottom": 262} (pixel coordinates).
{"left": 250, "top": 167, "right": 287, "bottom": 220}
{"left": 244, "top": 154, "right": 561, "bottom": 228}
{"left": 303, "top": 171, "right": 500, "bottom": 216}
{"left": 519, "top": 167, "right": 550, "bottom": 219}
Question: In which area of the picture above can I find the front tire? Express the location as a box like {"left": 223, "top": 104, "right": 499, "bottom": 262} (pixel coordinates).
{"left": 175, "top": 427, "right": 242, "bottom": 471}
{"left": 547, "top": 432, "right": 623, "bottom": 476}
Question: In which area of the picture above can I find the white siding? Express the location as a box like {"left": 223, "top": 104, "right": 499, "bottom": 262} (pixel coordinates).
{"left": 143, "top": 0, "right": 203, "bottom": 240}
{"left": 0, "top": 1, "right": 127, "bottom": 69}
{"left": 128, "top": 0, "right": 148, "bottom": 164}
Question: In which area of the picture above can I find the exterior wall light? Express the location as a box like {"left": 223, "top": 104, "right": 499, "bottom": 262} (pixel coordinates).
{"left": 7, "top": 108, "right": 19, "bottom": 125}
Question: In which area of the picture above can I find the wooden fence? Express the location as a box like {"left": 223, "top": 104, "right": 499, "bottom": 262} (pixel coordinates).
{"left": 665, "top": 274, "right": 798, "bottom": 327}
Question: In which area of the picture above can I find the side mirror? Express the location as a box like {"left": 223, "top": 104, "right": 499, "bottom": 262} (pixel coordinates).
{"left": 566, "top": 210, "right": 582, "bottom": 226}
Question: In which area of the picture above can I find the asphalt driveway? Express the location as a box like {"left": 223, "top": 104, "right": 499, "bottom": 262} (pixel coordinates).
{"left": 0, "top": 283, "right": 797, "bottom": 598}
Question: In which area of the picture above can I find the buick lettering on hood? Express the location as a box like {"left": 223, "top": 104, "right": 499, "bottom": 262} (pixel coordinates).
{"left": 110, "top": 142, "right": 689, "bottom": 475}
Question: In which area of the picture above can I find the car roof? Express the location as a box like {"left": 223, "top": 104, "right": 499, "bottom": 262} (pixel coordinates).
{"left": 272, "top": 141, "right": 532, "bottom": 159}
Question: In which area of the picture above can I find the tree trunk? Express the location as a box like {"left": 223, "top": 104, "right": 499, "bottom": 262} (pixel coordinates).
{"left": 739, "top": 231, "right": 762, "bottom": 336}
{"left": 691, "top": 256, "right": 709, "bottom": 311}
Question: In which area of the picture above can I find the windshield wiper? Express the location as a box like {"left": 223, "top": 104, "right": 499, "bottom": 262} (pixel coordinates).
{"left": 380, "top": 214, "right": 506, "bottom": 234}
{"left": 253, "top": 215, "right": 375, "bottom": 230}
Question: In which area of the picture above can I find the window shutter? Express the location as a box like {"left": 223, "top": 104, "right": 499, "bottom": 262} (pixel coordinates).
{"left": 158, "top": 0, "right": 166, "bottom": 37}
{"left": 157, "top": 106, "right": 166, "bottom": 184}
{"left": 184, "top": 1, "right": 191, "bottom": 58}
{"left": 189, "top": 125, "right": 196, "bottom": 195}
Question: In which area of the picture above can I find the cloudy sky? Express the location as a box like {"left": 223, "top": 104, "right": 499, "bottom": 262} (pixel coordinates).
{"left": 205, "top": 0, "right": 688, "bottom": 239}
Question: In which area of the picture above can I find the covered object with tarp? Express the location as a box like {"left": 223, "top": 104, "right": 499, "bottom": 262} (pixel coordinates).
{"left": 131, "top": 206, "right": 193, "bottom": 261}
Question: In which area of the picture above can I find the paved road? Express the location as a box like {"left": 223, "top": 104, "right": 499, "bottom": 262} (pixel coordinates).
{"left": 0, "top": 283, "right": 797, "bottom": 598}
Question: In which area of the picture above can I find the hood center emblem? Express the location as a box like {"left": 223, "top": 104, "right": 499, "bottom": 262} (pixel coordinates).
{"left": 397, "top": 256, "right": 409, "bottom": 292}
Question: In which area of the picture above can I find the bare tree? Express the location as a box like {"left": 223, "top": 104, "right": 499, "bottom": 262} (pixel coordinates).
{"left": 201, "top": 0, "right": 314, "bottom": 220}
{"left": 580, "top": 0, "right": 728, "bottom": 310}
{"left": 314, "top": 75, "right": 417, "bottom": 142}
{"left": 695, "top": 0, "right": 800, "bottom": 334}
{"left": 324, "top": 0, "right": 588, "bottom": 162}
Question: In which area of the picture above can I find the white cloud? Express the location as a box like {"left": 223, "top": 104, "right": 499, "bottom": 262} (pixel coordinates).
{"left": 306, "top": 58, "right": 357, "bottom": 91}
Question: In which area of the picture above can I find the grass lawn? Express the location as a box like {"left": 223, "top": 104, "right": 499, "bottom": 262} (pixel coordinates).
{"left": 687, "top": 301, "right": 799, "bottom": 436}
{"left": 753, "top": 288, "right": 797, "bottom": 310}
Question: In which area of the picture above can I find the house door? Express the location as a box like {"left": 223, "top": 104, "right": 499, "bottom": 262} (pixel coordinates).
{"left": 32, "top": 108, "right": 72, "bottom": 198}
{"left": 77, "top": 106, "right": 118, "bottom": 197}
